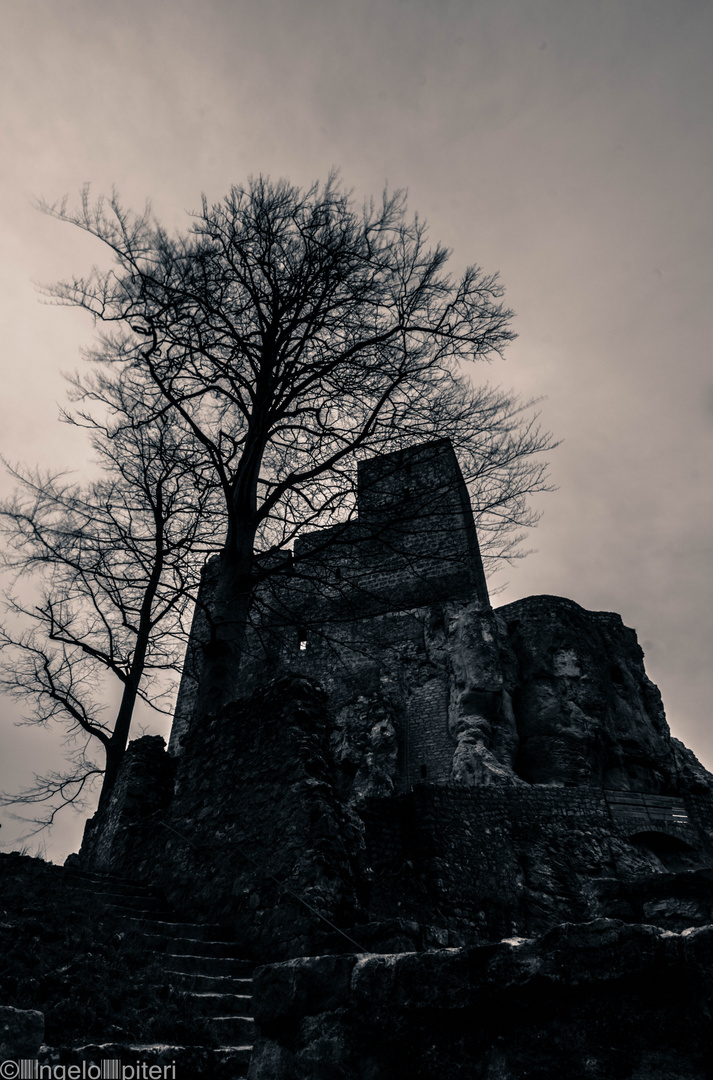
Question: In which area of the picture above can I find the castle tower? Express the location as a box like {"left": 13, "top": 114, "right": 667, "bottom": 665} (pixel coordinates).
{"left": 351, "top": 437, "right": 490, "bottom": 610}
{"left": 169, "top": 437, "right": 491, "bottom": 765}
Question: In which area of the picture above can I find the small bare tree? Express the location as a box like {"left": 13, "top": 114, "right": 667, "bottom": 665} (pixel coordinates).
{"left": 40, "top": 173, "right": 556, "bottom": 720}
{"left": 0, "top": 400, "right": 220, "bottom": 825}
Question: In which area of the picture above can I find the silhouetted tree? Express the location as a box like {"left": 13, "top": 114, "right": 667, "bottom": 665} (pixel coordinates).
{"left": 0, "top": 396, "right": 219, "bottom": 823}
{"left": 40, "top": 173, "right": 555, "bottom": 718}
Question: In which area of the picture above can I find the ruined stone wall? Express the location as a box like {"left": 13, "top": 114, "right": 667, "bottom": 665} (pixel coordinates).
{"left": 361, "top": 784, "right": 713, "bottom": 946}
{"left": 168, "top": 438, "right": 491, "bottom": 761}
{"left": 285, "top": 441, "right": 489, "bottom": 623}
{"left": 81, "top": 585, "right": 713, "bottom": 960}
{"left": 278, "top": 597, "right": 510, "bottom": 796}
{"left": 89, "top": 677, "right": 370, "bottom": 960}
{"left": 79, "top": 735, "right": 175, "bottom": 872}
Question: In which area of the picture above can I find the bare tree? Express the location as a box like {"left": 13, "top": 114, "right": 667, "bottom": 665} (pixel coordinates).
{"left": 40, "top": 173, "right": 555, "bottom": 718}
{"left": 0, "top": 401, "right": 219, "bottom": 824}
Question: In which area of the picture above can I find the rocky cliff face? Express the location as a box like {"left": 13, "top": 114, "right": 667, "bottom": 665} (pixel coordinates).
{"left": 325, "top": 593, "right": 713, "bottom": 805}
{"left": 79, "top": 593, "right": 713, "bottom": 962}
{"left": 497, "top": 595, "right": 682, "bottom": 792}
{"left": 75, "top": 588, "right": 713, "bottom": 1074}
{"left": 349, "top": 597, "right": 713, "bottom": 951}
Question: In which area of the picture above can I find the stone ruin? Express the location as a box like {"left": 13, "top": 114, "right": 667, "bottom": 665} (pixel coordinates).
{"left": 75, "top": 438, "right": 713, "bottom": 1077}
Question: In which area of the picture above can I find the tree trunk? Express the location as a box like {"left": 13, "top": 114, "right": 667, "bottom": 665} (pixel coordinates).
{"left": 96, "top": 522, "right": 166, "bottom": 814}
{"left": 95, "top": 665, "right": 147, "bottom": 814}
{"left": 97, "top": 737, "right": 127, "bottom": 816}
{"left": 190, "top": 429, "right": 266, "bottom": 721}
{"left": 192, "top": 544, "right": 255, "bottom": 721}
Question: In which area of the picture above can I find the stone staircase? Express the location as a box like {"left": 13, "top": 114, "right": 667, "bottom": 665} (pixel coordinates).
{"left": 56, "top": 868, "right": 255, "bottom": 1078}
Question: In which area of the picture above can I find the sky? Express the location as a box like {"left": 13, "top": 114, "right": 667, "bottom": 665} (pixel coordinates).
{"left": 0, "top": 0, "right": 711, "bottom": 862}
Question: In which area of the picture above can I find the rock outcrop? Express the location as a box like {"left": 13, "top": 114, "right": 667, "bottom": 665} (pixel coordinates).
{"left": 497, "top": 595, "right": 681, "bottom": 793}
{"left": 248, "top": 919, "right": 713, "bottom": 1079}
{"left": 288, "top": 593, "right": 708, "bottom": 806}
{"left": 40, "top": 436, "right": 713, "bottom": 1072}
{"left": 78, "top": 595, "right": 713, "bottom": 962}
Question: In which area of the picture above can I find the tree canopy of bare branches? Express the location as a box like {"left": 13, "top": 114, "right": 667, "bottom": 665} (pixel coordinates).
{"left": 0, "top": 401, "right": 220, "bottom": 823}
{"left": 39, "top": 173, "right": 555, "bottom": 718}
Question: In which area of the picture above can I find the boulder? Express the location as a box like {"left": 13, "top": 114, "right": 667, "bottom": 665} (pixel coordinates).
{"left": 0, "top": 1005, "right": 44, "bottom": 1058}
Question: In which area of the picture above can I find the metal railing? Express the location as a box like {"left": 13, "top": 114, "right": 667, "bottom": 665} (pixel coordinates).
{"left": 604, "top": 791, "right": 692, "bottom": 830}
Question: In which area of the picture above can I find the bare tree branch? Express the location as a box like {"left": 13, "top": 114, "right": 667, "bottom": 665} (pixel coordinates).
{"left": 35, "top": 173, "right": 556, "bottom": 723}
{"left": 0, "top": 394, "right": 222, "bottom": 821}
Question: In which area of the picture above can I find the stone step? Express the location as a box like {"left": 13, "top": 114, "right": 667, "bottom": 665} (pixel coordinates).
{"left": 140, "top": 933, "right": 247, "bottom": 957}
{"left": 123, "top": 916, "right": 235, "bottom": 941}
{"left": 105, "top": 902, "right": 176, "bottom": 919}
{"left": 50, "top": 1042, "right": 252, "bottom": 1076}
{"left": 60, "top": 872, "right": 255, "bottom": 1074}
{"left": 160, "top": 952, "right": 254, "bottom": 977}
{"left": 61, "top": 887, "right": 173, "bottom": 915}
{"left": 206, "top": 1015, "right": 256, "bottom": 1044}
{"left": 164, "top": 969, "right": 253, "bottom": 994}
{"left": 65, "top": 890, "right": 172, "bottom": 913}
{"left": 63, "top": 870, "right": 160, "bottom": 897}
{"left": 180, "top": 991, "right": 252, "bottom": 1016}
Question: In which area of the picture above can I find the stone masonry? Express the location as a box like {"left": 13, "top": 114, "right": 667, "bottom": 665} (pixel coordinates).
{"left": 79, "top": 437, "right": 713, "bottom": 966}
{"left": 169, "top": 437, "right": 494, "bottom": 795}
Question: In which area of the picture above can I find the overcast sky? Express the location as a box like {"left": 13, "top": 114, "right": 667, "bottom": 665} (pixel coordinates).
{"left": 1, "top": 0, "right": 711, "bottom": 862}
